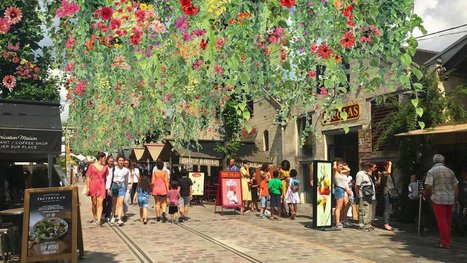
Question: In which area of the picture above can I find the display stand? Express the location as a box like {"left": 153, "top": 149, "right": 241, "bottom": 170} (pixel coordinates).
{"left": 21, "top": 186, "right": 83, "bottom": 262}
{"left": 214, "top": 171, "right": 243, "bottom": 216}
{"left": 312, "top": 160, "right": 333, "bottom": 230}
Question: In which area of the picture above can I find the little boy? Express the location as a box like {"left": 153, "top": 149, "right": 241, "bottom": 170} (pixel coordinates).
{"left": 178, "top": 169, "right": 193, "bottom": 222}
{"left": 259, "top": 170, "right": 270, "bottom": 219}
{"left": 167, "top": 181, "right": 180, "bottom": 224}
{"left": 268, "top": 170, "right": 282, "bottom": 220}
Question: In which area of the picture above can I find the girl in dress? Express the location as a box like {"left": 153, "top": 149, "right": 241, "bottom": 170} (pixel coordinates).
{"left": 285, "top": 169, "right": 300, "bottom": 219}
{"left": 86, "top": 152, "right": 108, "bottom": 226}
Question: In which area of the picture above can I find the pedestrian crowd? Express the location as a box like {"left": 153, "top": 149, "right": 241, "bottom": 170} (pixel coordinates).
{"left": 83, "top": 151, "right": 462, "bottom": 250}
{"left": 85, "top": 152, "right": 193, "bottom": 227}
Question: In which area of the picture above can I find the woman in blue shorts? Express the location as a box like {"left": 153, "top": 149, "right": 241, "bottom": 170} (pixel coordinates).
{"left": 334, "top": 158, "right": 352, "bottom": 229}
{"left": 133, "top": 175, "right": 151, "bottom": 224}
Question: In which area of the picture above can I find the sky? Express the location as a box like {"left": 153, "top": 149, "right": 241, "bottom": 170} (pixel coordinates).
{"left": 56, "top": 0, "right": 467, "bottom": 122}
{"left": 414, "top": 0, "right": 467, "bottom": 51}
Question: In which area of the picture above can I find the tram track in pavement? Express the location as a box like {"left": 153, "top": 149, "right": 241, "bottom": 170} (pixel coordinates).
{"left": 82, "top": 194, "right": 154, "bottom": 263}
{"left": 81, "top": 186, "right": 262, "bottom": 263}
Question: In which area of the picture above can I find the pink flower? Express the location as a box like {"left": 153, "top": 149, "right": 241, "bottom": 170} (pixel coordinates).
{"left": 214, "top": 65, "right": 223, "bottom": 75}
{"left": 269, "top": 35, "right": 278, "bottom": 43}
{"left": 319, "top": 86, "right": 328, "bottom": 96}
{"left": 175, "top": 16, "right": 189, "bottom": 32}
{"left": 0, "top": 18, "right": 11, "bottom": 34}
{"left": 274, "top": 27, "right": 285, "bottom": 36}
{"left": 308, "top": 70, "right": 316, "bottom": 78}
{"left": 75, "top": 81, "right": 86, "bottom": 95}
{"left": 182, "top": 32, "right": 193, "bottom": 41}
{"left": 360, "top": 35, "right": 372, "bottom": 43}
{"left": 135, "top": 9, "right": 146, "bottom": 21}
{"left": 7, "top": 42, "right": 19, "bottom": 51}
{"left": 33, "top": 67, "right": 40, "bottom": 73}
{"left": 216, "top": 38, "right": 225, "bottom": 49}
{"left": 66, "top": 37, "right": 75, "bottom": 48}
{"left": 65, "top": 63, "right": 75, "bottom": 72}
{"left": 192, "top": 59, "right": 203, "bottom": 70}
{"left": 55, "top": 0, "right": 80, "bottom": 18}
{"left": 116, "top": 100, "right": 123, "bottom": 106}
{"left": 192, "top": 29, "right": 206, "bottom": 36}
{"left": 110, "top": 19, "right": 121, "bottom": 30}
{"left": 2, "top": 75, "right": 16, "bottom": 89}
{"left": 4, "top": 6, "right": 22, "bottom": 25}
{"left": 100, "top": 7, "right": 113, "bottom": 20}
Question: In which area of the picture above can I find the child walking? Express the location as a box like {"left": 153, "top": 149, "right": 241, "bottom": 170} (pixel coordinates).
{"left": 259, "top": 164, "right": 270, "bottom": 219}
{"left": 285, "top": 169, "right": 300, "bottom": 220}
{"left": 133, "top": 175, "right": 151, "bottom": 224}
{"left": 268, "top": 170, "right": 282, "bottom": 220}
{"left": 167, "top": 181, "right": 180, "bottom": 224}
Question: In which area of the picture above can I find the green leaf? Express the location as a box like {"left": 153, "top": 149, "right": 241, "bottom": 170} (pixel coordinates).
{"left": 418, "top": 121, "right": 425, "bottom": 129}
{"left": 401, "top": 53, "right": 412, "bottom": 66}
{"left": 340, "top": 111, "right": 348, "bottom": 121}
{"left": 243, "top": 111, "right": 251, "bottom": 120}
{"left": 416, "top": 107, "right": 424, "bottom": 117}
{"left": 411, "top": 98, "right": 419, "bottom": 107}
{"left": 412, "top": 68, "right": 423, "bottom": 80}
{"left": 343, "top": 126, "right": 350, "bottom": 134}
{"left": 413, "top": 83, "right": 423, "bottom": 90}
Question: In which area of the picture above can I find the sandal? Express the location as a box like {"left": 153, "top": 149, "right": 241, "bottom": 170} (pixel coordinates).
{"left": 433, "top": 244, "right": 450, "bottom": 249}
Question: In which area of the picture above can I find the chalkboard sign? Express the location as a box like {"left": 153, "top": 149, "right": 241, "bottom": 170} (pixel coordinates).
{"left": 21, "top": 186, "right": 83, "bottom": 262}
{"left": 418, "top": 180, "right": 424, "bottom": 195}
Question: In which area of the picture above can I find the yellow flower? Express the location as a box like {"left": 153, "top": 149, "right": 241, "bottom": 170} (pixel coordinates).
{"left": 147, "top": 4, "right": 153, "bottom": 10}
{"left": 114, "top": 44, "right": 122, "bottom": 48}
{"left": 140, "top": 3, "right": 147, "bottom": 10}
{"left": 20, "top": 59, "right": 27, "bottom": 65}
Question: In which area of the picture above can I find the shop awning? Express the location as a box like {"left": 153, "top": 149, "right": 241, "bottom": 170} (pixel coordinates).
{"left": 145, "top": 143, "right": 164, "bottom": 161}
{"left": 394, "top": 123, "right": 467, "bottom": 136}
{"left": 129, "top": 146, "right": 150, "bottom": 162}
{"left": 234, "top": 142, "right": 272, "bottom": 166}
{"left": 0, "top": 99, "right": 62, "bottom": 161}
{"left": 159, "top": 140, "right": 224, "bottom": 166}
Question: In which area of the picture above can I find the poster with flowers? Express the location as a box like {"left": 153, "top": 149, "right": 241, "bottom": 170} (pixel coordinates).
{"left": 313, "top": 160, "right": 332, "bottom": 228}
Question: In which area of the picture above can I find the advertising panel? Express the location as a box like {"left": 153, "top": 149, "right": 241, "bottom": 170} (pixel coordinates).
{"left": 313, "top": 161, "right": 333, "bottom": 228}
{"left": 189, "top": 172, "right": 205, "bottom": 196}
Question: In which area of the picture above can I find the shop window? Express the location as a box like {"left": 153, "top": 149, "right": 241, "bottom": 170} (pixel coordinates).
{"left": 297, "top": 115, "right": 313, "bottom": 156}
{"left": 371, "top": 97, "right": 398, "bottom": 151}
{"left": 263, "top": 130, "right": 269, "bottom": 151}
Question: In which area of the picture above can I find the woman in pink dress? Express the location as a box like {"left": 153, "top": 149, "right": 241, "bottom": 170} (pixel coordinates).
{"left": 86, "top": 152, "right": 108, "bottom": 226}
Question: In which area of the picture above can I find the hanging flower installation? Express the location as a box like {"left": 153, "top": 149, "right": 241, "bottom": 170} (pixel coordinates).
{"left": 46, "top": 0, "right": 426, "bottom": 153}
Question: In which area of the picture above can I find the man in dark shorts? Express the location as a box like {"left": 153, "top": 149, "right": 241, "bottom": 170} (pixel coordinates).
{"left": 178, "top": 169, "right": 193, "bottom": 222}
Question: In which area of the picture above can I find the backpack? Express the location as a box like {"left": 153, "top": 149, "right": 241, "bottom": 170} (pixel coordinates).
{"left": 290, "top": 179, "right": 299, "bottom": 193}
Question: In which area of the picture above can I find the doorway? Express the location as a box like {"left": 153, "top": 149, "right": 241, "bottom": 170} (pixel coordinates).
{"left": 328, "top": 132, "right": 359, "bottom": 177}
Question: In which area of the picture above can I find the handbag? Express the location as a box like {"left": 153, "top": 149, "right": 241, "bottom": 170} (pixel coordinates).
{"left": 362, "top": 184, "right": 374, "bottom": 197}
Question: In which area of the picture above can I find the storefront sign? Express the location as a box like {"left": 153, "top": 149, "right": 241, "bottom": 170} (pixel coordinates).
{"left": 322, "top": 104, "right": 360, "bottom": 124}
{"left": 179, "top": 157, "right": 220, "bottom": 167}
{"left": 0, "top": 129, "right": 61, "bottom": 154}
{"left": 189, "top": 172, "right": 205, "bottom": 196}
{"left": 22, "top": 186, "right": 83, "bottom": 263}
{"left": 312, "top": 160, "right": 333, "bottom": 228}
{"left": 215, "top": 171, "right": 243, "bottom": 213}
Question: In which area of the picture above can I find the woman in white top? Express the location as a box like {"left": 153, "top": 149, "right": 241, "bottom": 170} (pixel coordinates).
{"left": 130, "top": 162, "right": 140, "bottom": 205}
{"left": 106, "top": 155, "right": 129, "bottom": 226}
{"left": 333, "top": 159, "right": 352, "bottom": 229}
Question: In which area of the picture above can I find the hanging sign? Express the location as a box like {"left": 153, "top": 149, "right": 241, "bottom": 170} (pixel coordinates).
{"left": 322, "top": 104, "right": 360, "bottom": 125}
{"left": 21, "top": 186, "right": 83, "bottom": 262}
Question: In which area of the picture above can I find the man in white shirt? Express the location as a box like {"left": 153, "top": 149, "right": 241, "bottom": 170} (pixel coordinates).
{"left": 106, "top": 155, "right": 129, "bottom": 226}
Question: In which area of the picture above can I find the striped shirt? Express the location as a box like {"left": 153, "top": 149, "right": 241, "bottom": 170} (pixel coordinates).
{"left": 425, "top": 163, "right": 458, "bottom": 205}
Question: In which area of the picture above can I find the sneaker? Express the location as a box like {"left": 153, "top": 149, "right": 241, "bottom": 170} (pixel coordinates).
{"left": 178, "top": 217, "right": 184, "bottom": 223}
{"left": 343, "top": 221, "right": 353, "bottom": 228}
{"left": 156, "top": 217, "right": 161, "bottom": 222}
{"left": 336, "top": 223, "right": 343, "bottom": 230}
{"left": 110, "top": 217, "right": 116, "bottom": 223}
{"left": 361, "top": 227, "right": 371, "bottom": 232}
{"left": 183, "top": 216, "right": 190, "bottom": 221}
{"left": 259, "top": 215, "right": 266, "bottom": 219}
{"left": 162, "top": 213, "right": 168, "bottom": 223}
{"left": 117, "top": 219, "right": 124, "bottom": 226}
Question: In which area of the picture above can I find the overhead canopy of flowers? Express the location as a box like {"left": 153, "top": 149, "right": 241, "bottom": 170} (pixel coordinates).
{"left": 45, "top": 0, "right": 425, "bottom": 154}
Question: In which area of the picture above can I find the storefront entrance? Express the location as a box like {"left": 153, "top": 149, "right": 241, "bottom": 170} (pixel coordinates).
{"left": 327, "top": 132, "right": 359, "bottom": 177}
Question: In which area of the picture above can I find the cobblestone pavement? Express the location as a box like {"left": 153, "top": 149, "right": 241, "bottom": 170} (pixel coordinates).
{"left": 77, "top": 183, "right": 466, "bottom": 263}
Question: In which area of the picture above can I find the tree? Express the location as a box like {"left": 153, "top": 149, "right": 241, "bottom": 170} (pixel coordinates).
{"left": 0, "top": 0, "right": 59, "bottom": 101}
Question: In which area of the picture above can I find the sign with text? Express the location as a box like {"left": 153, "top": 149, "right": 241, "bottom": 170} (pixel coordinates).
{"left": 322, "top": 104, "right": 360, "bottom": 125}
{"left": 215, "top": 171, "right": 243, "bottom": 213}
{"left": 22, "top": 186, "right": 82, "bottom": 263}
{"left": 0, "top": 129, "right": 61, "bottom": 154}
{"left": 312, "top": 160, "right": 333, "bottom": 228}
{"left": 189, "top": 172, "right": 205, "bottom": 196}
{"left": 180, "top": 157, "right": 220, "bottom": 167}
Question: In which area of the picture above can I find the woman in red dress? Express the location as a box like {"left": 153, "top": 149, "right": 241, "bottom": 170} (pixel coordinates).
{"left": 86, "top": 152, "right": 108, "bottom": 226}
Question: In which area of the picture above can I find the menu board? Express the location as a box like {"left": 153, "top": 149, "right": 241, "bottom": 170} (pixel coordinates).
{"left": 312, "top": 161, "right": 333, "bottom": 228}
{"left": 22, "top": 186, "right": 81, "bottom": 263}
{"left": 215, "top": 171, "right": 243, "bottom": 214}
{"left": 189, "top": 172, "right": 205, "bottom": 196}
